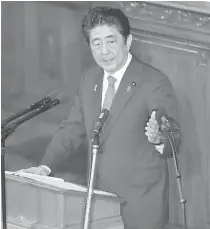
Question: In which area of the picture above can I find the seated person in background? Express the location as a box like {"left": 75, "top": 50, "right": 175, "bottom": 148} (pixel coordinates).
{"left": 19, "top": 6, "right": 181, "bottom": 229}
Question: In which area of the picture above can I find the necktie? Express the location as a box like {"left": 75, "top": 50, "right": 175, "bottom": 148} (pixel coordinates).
{"left": 103, "top": 75, "right": 117, "bottom": 110}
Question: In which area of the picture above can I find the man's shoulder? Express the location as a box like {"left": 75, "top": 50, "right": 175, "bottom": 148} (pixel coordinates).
{"left": 132, "top": 55, "right": 167, "bottom": 79}
{"left": 130, "top": 55, "right": 169, "bottom": 84}
{"left": 83, "top": 65, "right": 102, "bottom": 78}
{"left": 80, "top": 64, "right": 102, "bottom": 88}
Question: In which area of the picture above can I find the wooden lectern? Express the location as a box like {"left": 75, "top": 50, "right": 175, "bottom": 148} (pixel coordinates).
{"left": 5, "top": 173, "right": 124, "bottom": 229}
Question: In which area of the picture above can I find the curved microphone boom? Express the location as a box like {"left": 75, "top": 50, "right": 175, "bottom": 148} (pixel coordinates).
{"left": 1, "top": 92, "right": 70, "bottom": 140}
{"left": 1, "top": 90, "right": 60, "bottom": 129}
{"left": 155, "top": 107, "right": 187, "bottom": 229}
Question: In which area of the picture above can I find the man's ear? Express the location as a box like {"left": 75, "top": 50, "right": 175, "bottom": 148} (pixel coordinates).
{"left": 126, "top": 34, "right": 132, "bottom": 51}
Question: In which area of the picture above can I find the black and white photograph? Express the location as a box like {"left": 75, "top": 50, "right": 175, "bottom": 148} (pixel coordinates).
{"left": 1, "top": 1, "right": 210, "bottom": 229}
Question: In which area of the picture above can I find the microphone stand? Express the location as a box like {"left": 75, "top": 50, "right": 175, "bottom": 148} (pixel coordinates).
{"left": 82, "top": 134, "right": 100, "bottom": 229}
{"left": 82, "top": 109, "right": 109, "bottom": 229}
{"left": 1, "top": 138, "right": 7, "bottom": 229}
{"left": 162, "top": 123, "right": 187, "bottom": 229}
{"left": 1, "top": 99, "right": 60, "bottom": 229}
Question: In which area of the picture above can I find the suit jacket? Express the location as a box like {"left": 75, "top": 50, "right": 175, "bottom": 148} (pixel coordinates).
{"left": 41, "top": 56, "right": 181, "bottom": 229}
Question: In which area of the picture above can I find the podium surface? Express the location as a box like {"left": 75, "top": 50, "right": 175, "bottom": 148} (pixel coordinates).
{"left": 5, "top": 173, "right": 124, "bottom": 229}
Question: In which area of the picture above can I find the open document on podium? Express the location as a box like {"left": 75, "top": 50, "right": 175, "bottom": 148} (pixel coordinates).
{"left": 5, "top": 171, "right": 117, "bottom": 197}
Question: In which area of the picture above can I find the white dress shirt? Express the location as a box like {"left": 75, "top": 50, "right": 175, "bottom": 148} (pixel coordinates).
{"left": 101, "top": 52, "right": 132, "bottom": 108}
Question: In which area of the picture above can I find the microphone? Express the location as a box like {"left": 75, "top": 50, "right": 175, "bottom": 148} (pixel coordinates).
{"left": 1, "top": 92, "right": 70, "bottom": 140}
{"left": 1, "top": 90, "right": 60, "bottom": 129}
{"left": 92, "top": 109, "right": 109, "bottom": 138}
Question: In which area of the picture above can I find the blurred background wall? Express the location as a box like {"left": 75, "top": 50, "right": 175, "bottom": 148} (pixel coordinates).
{"left": 1, "top": 1, "right": 94, "bottom": 183}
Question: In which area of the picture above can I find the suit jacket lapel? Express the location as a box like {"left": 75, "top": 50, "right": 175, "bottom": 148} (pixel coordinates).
{"left": 89, "top": 68, "right": 103, "bottom": 137}
{"left": 100, "top": 57, "right": 143, "bottom": 145}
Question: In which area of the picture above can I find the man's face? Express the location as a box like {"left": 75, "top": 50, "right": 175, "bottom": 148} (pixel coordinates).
{"left": 89, "top": 25, "right": 132, "bottom": 74}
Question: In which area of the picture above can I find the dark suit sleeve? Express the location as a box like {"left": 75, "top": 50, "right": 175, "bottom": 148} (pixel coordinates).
{"left": 41, "top": 71, "right": 88, "bottom": 173}
{"left": 148, "top": 72, "right": 182, "bottom": 158}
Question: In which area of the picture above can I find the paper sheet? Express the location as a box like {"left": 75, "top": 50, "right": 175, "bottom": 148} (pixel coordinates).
{"left": 5, "top": 171, "right": 117, "bottom": 197}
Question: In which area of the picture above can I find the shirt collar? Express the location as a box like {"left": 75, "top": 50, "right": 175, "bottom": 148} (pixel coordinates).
{"left": 104, "top": 52, "right": 132, "bottom": 81}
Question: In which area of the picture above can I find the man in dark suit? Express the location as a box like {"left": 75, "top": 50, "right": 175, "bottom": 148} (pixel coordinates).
{"left": 21, "top": 7, "right": 181, "bottom": 229}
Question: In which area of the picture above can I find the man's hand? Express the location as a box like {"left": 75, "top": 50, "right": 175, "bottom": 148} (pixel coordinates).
{"left": 16, "top": 165, "right": 50, "bottom": 176}
{"left": 145, "top": 111, "right": 163, "bottom": 145}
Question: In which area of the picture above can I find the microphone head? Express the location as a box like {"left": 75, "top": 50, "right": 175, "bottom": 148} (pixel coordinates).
{"left": 91, "top": 109, "right": 109, "bottom": 140}
{"left": 54, "top": 92, "right": 71, "bottom": 104}
{"left": 100, "top": 109, "right": 109, "bottom": 119}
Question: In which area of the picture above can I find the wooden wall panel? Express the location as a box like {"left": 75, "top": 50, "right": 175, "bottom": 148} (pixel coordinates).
{"left": 1, "top": 2, "right": 25, "bottom": 96}
{"left": 130, "top": 38, "right": 210, "bottom": 228}
{"left": 1, "top": 2, "right": 92, "bottom": 120}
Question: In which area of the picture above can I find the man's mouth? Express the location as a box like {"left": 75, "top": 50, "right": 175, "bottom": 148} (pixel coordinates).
{"left": 103, "top": 58, "right": 114, "bottom": 63}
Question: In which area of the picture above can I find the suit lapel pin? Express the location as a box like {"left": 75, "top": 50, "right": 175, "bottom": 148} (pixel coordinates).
{"left": 126, "top": 82, "right": 136, "bottom": 92}
{"left": 93, "top": 85, "right": 97, "bottom": 92}
{"left": 126, "top": 86, "right": 132, "bottom": 92}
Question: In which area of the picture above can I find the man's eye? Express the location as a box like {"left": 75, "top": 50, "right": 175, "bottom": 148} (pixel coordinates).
{"left": 93, "top": 42, "right": 101, "bottom": 47}
{"left": 108, "top": 40, "right": 116, "bottom": 44}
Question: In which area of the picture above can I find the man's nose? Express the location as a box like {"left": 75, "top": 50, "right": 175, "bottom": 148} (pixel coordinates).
{"left": 101, "top": 43, "right": 109, "bottom": 55}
